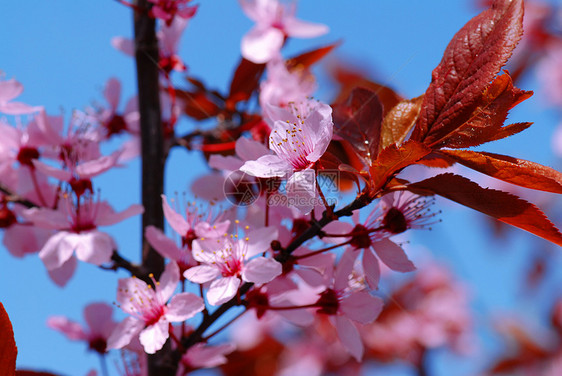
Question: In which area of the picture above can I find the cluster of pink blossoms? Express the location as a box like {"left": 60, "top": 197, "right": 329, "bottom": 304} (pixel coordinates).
{"left": 0, "top": 0, "right": 488, "bottom": 374}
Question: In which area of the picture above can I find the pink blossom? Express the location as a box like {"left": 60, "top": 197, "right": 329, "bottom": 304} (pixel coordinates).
{"left": 323, "top": 191, "right": 437, "bottom": 289}
{"left": 47, "top": 302, "right": 118, "bottom": 354}
{"left": 184, "top": 225, "right": 281, "bottom": 305}
{"left": 22, "top": 195, "right": 144, "bottom": 271}
{"left": 259, "top": 53, "right": 317, "bottom": 108}
{"left": 313, "top": 249, "right": 383, "bottom": 361}
{"left": 107, "top": 262, "right": 205, "bottom": 354}
{"left": 239, "top": 0, "right": 328, "bottom": 63}
{"left": 97, "top": 77, "right": 140, "bottom": 138}
{"left": 240, "top": 99, "right": 333, "bottom": 213}
{"left": 177, "top": 342, "right": 236, "bottom": 374}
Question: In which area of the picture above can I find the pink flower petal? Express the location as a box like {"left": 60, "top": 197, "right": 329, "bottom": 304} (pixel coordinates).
{"left": 103, "top": 78, "right": 121, "bottom": 111}
{"left": 145, "top": 225, "right": 184, "bottom": 261}
{"left": 208, "top": 155, "right": 244, "bottom": 171}
{"left": 182, "top": 343, "right": 236, "bottom": 369}
{"left": 286, "top": 170, "right": 316, "bottom": 214}
{"left": 73, "top": 231, "right": 114, "bottom": 266}
{"left": 334, "top": 248, "right": 357, "bottom": 291}
{"left": 245, "top": 226, "right": 278, "bottom": 258}
{"left": 335, "top": 315, "right": 363, "bottom": 361}
{"left": 107, "top": 316, "right": 144, "bottom": 350}
{"left": 139, "top": 319, "right": 169, "bottom": 354}
{"left": 235, "top": 137, "right": 270, "bottom": 162}
{"left": 84, "top": 302, "right": 114, "bottom": 334}
{"left": 242, "top": 257, "right": 282, "bottom": 284}
{"left": 161, "top": 194, "right": 189, "bottom": 235}
{"left": 111, "top": 36, "right": 135, "bottom": 57}
{"left": 240, "top": 154, "right": 292, "bottom": 178}
{"left": 47, "top": 316, "right": 87, "bottom": 340}
{"left": 190, "top": 173, "right": 227, "bottom": 202}
{"left": 22, "top": 207, "right": 69, "bottom": 230}
{"left": 184, "top": 264, "right": 220, "bottom": 284}
{"left": 340, "top": 291, "right": 383, "bottom": 324}
{"left": 47, "top": 256, "right": 77, "bottom": 287}
{"left": 241, "top": 26, "right": 284, "bottom": 64}
{"left": 95, "top": 203, "right": 144, "bottom": 227}
{"left": 362, "top": 248, "right": 381, "bottom": 290}
{"left": 39, "top": 231, "right": 76, "bottom": 270}
{"left": 207, "top": 277, "right": 241, "bottom": 306}
{"left": 75, "top": 151, "right": 121, "bottom": 179}
{"left": 0, "top": 79, "right": 23, "bottom": 102}
{"left": 158, "top": 261, "right": 180, "bottom": 302}
{"left": 373, "top": 238, "right": 416, "bottom": 272}
{"left": 165, "top": 293, "right": 204, "bottom": 322}
{"left": 284, "top": 17, "right": 329, "bottom": 38}
{"left": 0, "top": 102, "right": 40, "bottom": 115}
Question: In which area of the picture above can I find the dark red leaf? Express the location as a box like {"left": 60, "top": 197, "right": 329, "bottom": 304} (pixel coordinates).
{"left": 333, "top": 87, "right": 384, "bottom": 165}
{"left": 227, "top": 58, "right": 266, "bottom": 109}
{"left": 369, "top": 140, "right": 431, "bottom": 193}
{"left": 441, "top": 149, "right": 562, "bottom": 193}
{"left": 412, "top": 0, "right": 524, "bottom": 146}
{"left": 286, "top": 42, "right": 339, "bottom": 70}
{"left": 380, "top": 95, "right": 423, "bottom": 151}
{"left": 0, "top": 303, "right": 17, "bottom": 376}
{"left": 409, "top": 173, "right": 562, "bottom": 246}
{"left": 430, "top": 73, "right": 532, "bottom": 148}
{"left": 330, "top": 64, "right": 403, "bottom": 116}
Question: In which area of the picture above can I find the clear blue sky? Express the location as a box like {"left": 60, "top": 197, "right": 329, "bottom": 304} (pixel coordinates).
{"left": 1, "top": 1, "right": 561, "bottom": 375}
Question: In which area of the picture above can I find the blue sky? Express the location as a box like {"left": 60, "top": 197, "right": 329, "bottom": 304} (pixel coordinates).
{"left": 2, "top": 1, "right": 561, "bottom": 375}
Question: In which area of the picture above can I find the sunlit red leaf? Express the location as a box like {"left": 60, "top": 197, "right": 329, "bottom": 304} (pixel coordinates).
{"left": 330, "top": 64, "right": 403, "bottom": 115}
{"left": 441, "top": 149, "right": 562, "bottom": 193}
{"left": 430, "top": 73, "right": 533, "bottom": 148}
{"left": 412, "top": 0, "right": 524, "bottom": 146}
{"left": 227, "top": 58, "right": 266, "bottom": 109}
{"left": 0, "top": 303, "right": 17, "bottom": 376}
{"left": 409, "top": 173, "right": 562, "bottom": 246}
{"left": 333, "top": 87, "right": 384, "bottom": 165}
{"left": 369, "top": 140, "right": 431, "bottom": 193}
{"left": 286, "top": 42, "right": 339, "bottom": 70}
{"left": 380, "top": 95, "right": 423, "bottom": 151}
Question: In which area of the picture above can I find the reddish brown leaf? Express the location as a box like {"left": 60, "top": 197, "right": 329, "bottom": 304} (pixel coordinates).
{"left": 430, "top": 73, "right": 532, "bottom": 148}
{"left": 175, "top": 89, "right": 222, "bottom": 120}
{"left": 227, "top": 58, "right": 266, "bottom": 108}
{"left": 441, "top": 149, "right": 562, "bottom": 193}
{"left": 286, "top": 43, "right": 339, "bottom": 70}
{"left": 415, "top": 152, "right": 455, "bottom": 168}
{"left": 409, "top": 173, "right": 562, "bottom": 246}
{"left": 0, "top": 303, "right": 17, "bottom": 376}
{"left": 330, "top": 64, "right": 403, "bottom": 116}
{"left": 412, "top": 0, "right": 524, "bottom": 146}
{"left": 333, "top": 87, "right": 384, "bottom": 165}
{"left": 380, "top": 95, "right": 423, "bottom": 151}
{"left": 369, "top": 140, "right": 431, "bottom": 193}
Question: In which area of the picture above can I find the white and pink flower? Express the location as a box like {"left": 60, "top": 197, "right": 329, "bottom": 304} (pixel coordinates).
{"left": 239, "top": 0, "right": 328, "bottom": 63}
{"left": 240, "top": 99, "right": 333, "bottom": 213}
{"left": 47, "top": 302, "right": 118, "bottom": 354}
{"left": 185, "top": 226, "right": 281, "bottom": 306}
{"left": 107, "top": 262, "right": 205, "bottom": 354}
